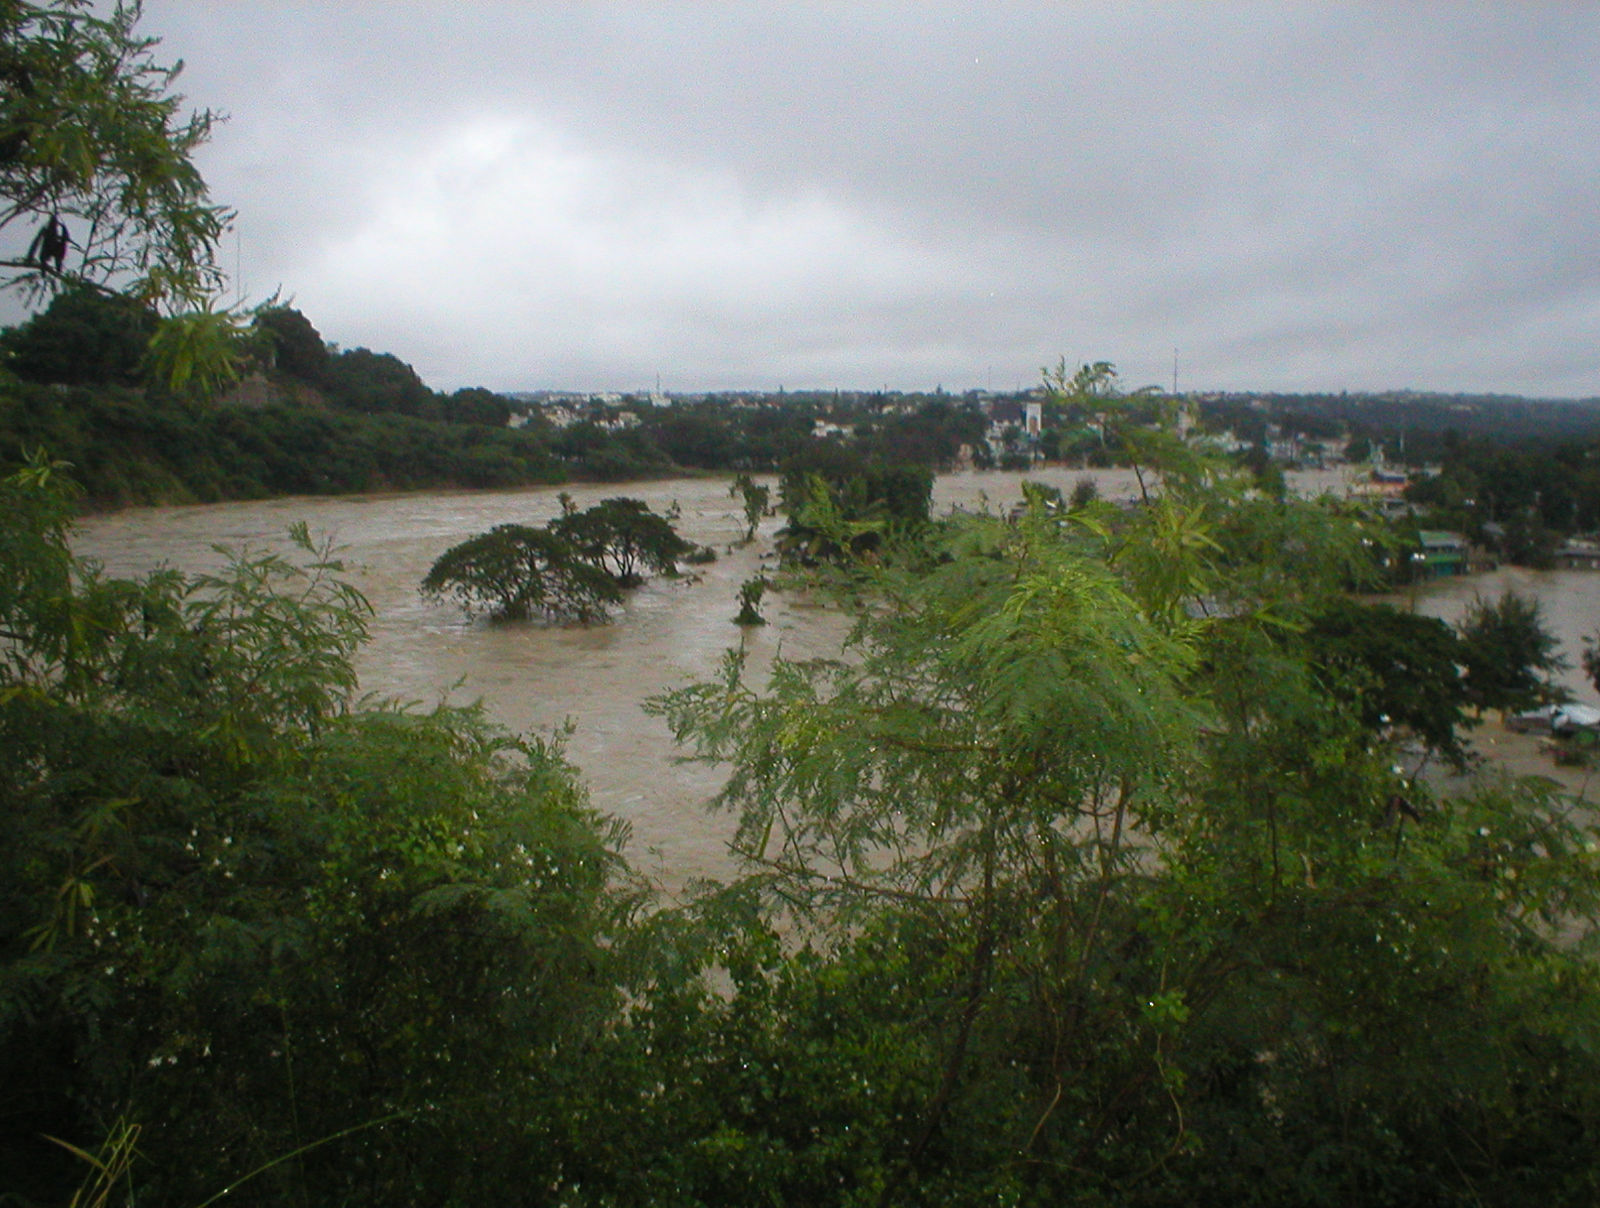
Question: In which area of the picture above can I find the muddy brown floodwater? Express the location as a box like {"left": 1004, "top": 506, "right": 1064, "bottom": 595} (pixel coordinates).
{"left": 72, "top": 467, "right": 1600, "bottom": 894}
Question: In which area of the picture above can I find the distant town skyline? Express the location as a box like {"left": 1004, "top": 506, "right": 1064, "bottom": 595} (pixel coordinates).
{"left": 9, "top": 3, "right": 1600, "bottom": 400}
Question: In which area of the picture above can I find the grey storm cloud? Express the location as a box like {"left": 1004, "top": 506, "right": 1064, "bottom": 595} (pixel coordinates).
{"left": 100, "top": 3, "right": 1600, "bottom": 395}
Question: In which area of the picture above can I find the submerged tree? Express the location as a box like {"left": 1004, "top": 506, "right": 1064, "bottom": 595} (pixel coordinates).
{"left": 421, "top": 523, "right": 622, "bottom": 622}
{"left": 552, "top": 496, "right": 690, "bottom": 587}
{"left": 730, "top": 472, "right": 770, "bottom": 542}
{"left": 422, "top": 498, "right": 691, "bottom": 624}
{"left": 733, "top": 574, "right": 767, "bottom": 625}
{"left": 1457, "top": 589, "right": 1565, "bottom": 715}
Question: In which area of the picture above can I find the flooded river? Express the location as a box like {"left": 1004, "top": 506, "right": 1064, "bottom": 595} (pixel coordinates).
{"left": 72, "top": 467, "right": 1600, "bottom": 894}
{"left": 1398, "top": 566, "right": 1600, "bottom": 706}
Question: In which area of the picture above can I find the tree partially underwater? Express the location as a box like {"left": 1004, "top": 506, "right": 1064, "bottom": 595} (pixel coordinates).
{"left": 420, "top": 496, "right": 693, "bottom": 623}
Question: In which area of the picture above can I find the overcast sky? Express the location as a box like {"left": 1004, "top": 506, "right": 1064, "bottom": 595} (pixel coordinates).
{"left": 112, "top": 3, "right": 1600, "bottom": 397}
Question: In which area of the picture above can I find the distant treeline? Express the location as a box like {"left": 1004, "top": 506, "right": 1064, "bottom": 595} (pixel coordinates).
{"left": 0, "top": 292, "right": 984, "bottom": 508}
{"left": 0, "top": 295, "right": 665, "bottom": 508}
{"left": 1203, "top": 392, "right": 1600, "bottom": 556}
{"left": 0, "top": 382, "right": 570, "bottom": 508}
{"left": 6, "top": 285, "right": 1600, "bottom": 514}
{"left": 1402, "top": 436, "right": 1600, "bottom": 564}
{"left": 1199, "top": 390, "right": 1600, "bottom": 452}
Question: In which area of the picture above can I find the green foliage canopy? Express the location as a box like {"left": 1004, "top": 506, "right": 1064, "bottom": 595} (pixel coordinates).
{"left": 139, "top": 300, "right": 249, "bottom": 400}
{"left": 0, "top": 1, "right": 230, "bottom": 305}
{"left": 446, "top": 384, "right": 513, "bottom": 427}
{"left": 0, "top": 281, "right": 156, "bottom": 383}
{"left": 776, "top": 444, "right": 933, "bottom": 563}
{"left": 422, "top": 496, "right": 691, "bottom": 624}
{"left": 1304, "top": 598, "right": 1471, "bottom": 762}
{"left": 420, "top": 522, "right": 623, "bottom": 623}
{"left": 321, "top": 346, "right": 438, "bottom": 418}
{"left": 647, "top": 368, "right": 1600, "bottom": 1204}
{"left": 1457, "top": 589, "right": 1565, "bottom": 714}
{"left": 253, "top": 304, "right": 329, "bottom": 384}
{"left": 551, "top": 495, "right": 690, "bottom": 587}
{"left": 0, "top": 379, "right": 570, "bottom": 506}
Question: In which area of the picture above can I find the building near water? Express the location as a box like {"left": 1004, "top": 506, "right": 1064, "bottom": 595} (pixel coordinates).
{"left": 1554, "top": 538, "right": 1600, "bottom": 570}
{"left": 1416, "top": 530, "right": 1469, "bottom": 577}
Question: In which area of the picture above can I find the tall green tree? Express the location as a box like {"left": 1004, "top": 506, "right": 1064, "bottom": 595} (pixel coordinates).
{"left": 0, "top": 281, "right": 156, "bottom": 383}
{"left": 1303, "top": 597, "right": 1471, "bottom": 763}
{"left": 446, "top": 385, "right": 513, "bottom": 427}
{"left": 653, "top": 491, "right": 1217, "bottom": 1198}
{"left": 253, "top": 304, "right": 329, "bottom": 384}
{"left": 1457, "top": 590, "right": 1565, "bottom": 715}
{"left": 647, "top": 366, "right": 1600, "bottom": 1205}
{"left": 322, "top": 346, "right": 439, "bottom": 418}
{"left": 0, "top": 1, "right": 230, "bottom": 305}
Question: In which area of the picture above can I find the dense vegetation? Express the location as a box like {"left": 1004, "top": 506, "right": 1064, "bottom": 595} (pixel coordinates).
{"left": 775, "top": 442, "right": 935, "bottom": 562}
{"left": 0, "top": 458, "right": 641, "bottom": 1205}
{"left": 1201, "top": 389, "right": 1600, "bottom": 453}
{"left": 1402, "top": 436, "right": 1600, "bottom": 565}
{"left": 0, "top": 378, "right": 571, "bottom": 505}
{"left": 0, "top": 286, "right": 580, "bottom": 506}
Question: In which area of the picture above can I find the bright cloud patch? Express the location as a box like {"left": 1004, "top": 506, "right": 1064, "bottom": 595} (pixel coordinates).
{"left": 302, "top": 117, "right": 960, "bottom": 388}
